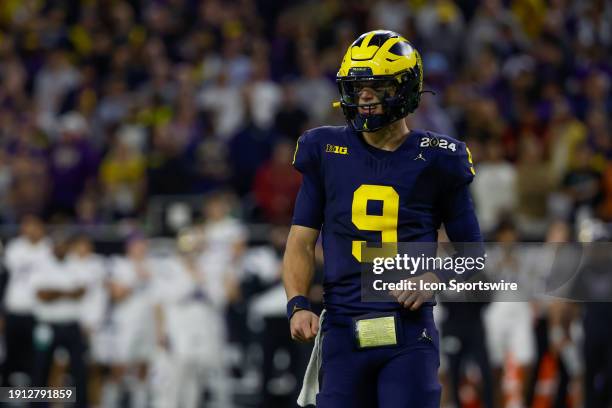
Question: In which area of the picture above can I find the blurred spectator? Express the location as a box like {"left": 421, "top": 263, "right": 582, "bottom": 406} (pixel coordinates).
{"left": 562, "top": 142, "right": 602, "bottom": 220}
{"left": 273, "top": 82, "right": 310, "bottom": 141}
{"left": 515, "top": 136, "right": 555, "bottom": 237}
{"left": 34, "top": 48, "right": 81, "bottom": 134}
{"left": 472, "top": 139, "right": 517, "bottom": 236}
{"left": 371, "top": 0, "right": 411, "bottom": 33}
{"left": 408, "top": 94, "right": 456, "bottom": 138}
{"left": 253, "top": 140, "right": 302, "bottom": 224}
{"left": 48, "top": 112, "right": 100, "bottom": 219}
{"left": 0, "top": 149, "right": 12, "bottom": 220}
{"left": 294, "top": 58, "right": 336, "bottom": 126}
{"left": 460, "top": 96, "right": 505, "bottom": 146}
{"left": 221, "top": 37, "right": 253, "bottom": 88}
{"left": 198, "top": 71, "right": 245, "bottom": 139}
{"left": 585, "top": 109, "right": 611, "bottom": 170}
{"left": 247, "top": 59, "right": 282, "bottom": 130}
{"left": 191, "top": 133, "right": 233, "bottom": 194}
{"left": 75, "top": 193, "right": 103, "bottom": 226}
{"left": 416, "top": 0, "right": 465, "bottom": 66}
{"left": 574, "top": 1, "right": 612, "bottom": 49}
{"left": 229, "top": 98, "right": 278, "bottom": 197}
{"left": 100, "top": 137, "right": 146, "bottom": 218}
{"left": 8, "top": 133, "right": 50, "bottom": 220}
{"left": 146, "top": 123, "right": 193, "bottom": 196}
{"left": 0, "top": 55, "right": 29, "bottom": 111}
{"left": 465, "top": 0, "right": 525, "bottom": 64}
{"left": 96, "top": 77, "right": 132, "bottom": 128}
{"left": 598, "top": 162, "right": 612, "bottom": 222}
{"left": 548, "top": 99, "right": 588, "bottom": 184}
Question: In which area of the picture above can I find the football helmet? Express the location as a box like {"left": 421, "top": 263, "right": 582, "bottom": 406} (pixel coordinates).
{"left": 336, "top": 30, "right": 423, "bottom": 132}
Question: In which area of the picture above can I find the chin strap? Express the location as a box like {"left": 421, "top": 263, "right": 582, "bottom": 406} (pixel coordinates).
{"left": 352, "top": 112, "right": 390, "bottom": 132}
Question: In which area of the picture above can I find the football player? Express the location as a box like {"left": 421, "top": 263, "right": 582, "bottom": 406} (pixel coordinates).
{"left": 102, "top": 235, "right": 156, "bottom": 408}
{"left": 282, "top": 30, "right": 482, "bottom": 408}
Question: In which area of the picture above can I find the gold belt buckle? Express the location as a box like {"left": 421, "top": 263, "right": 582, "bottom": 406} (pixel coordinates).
{"left": 353, "top": 313, "right": 399, "bottom": 349}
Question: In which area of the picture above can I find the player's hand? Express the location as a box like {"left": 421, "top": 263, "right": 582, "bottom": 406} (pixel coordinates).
{"left": 290, "top": 310, "right": 319, "bottom": 342}
{"left": 390, "top": 272, "right": 439, "bottom": 311}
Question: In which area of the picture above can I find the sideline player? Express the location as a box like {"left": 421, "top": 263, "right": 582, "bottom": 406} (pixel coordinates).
{"left": 1, "top": 215, "right": 51, "bottom": 386}
{"left": 30, "top": 232, "right": 88, "bottom": 407}
{"left": 102, "top": 235, "right": 156, "bottom": 408}
{"left": 150, "top": 229, "right": 231, "bottom": 408}
{"left": 282, "top": 30, "right": 482, "bottom": 408}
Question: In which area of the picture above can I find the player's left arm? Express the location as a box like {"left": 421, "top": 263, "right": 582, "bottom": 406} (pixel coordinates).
{"left": 393, "top": 142, "right": 482, "bottom": 310}
{"left": 439, "top": 143, "right": 485, "bottom": 281}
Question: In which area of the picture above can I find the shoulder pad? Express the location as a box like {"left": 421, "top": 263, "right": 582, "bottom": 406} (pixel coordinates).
{"left": 420, "top": 131, "right": 475, "bottom": 187}
{"left": 293, "top": 126, "right": 345, "bottom": 174}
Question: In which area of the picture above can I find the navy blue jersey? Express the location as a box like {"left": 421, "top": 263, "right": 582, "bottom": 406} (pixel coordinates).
{"left": 292, "top": 125, "right": 482, "bottom": 316}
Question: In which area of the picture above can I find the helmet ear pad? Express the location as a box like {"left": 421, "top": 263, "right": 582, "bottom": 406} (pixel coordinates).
{"left": 389, "top": 67, "right": 422, "bottom": 117}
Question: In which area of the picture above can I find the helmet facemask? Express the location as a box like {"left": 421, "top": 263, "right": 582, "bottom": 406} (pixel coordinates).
{"left": 337, "top": 67, "right": 421, "bottom": 132}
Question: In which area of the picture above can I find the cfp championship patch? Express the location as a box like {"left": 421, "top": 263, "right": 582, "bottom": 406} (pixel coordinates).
{"left": 326, "top": 144, "right": 349, "bottom": 155}
{"left": 353, "top": 313, "right": 399, "bottom": 349}
{"left": 419, "top": 135, "right": 457, "bottom": 152}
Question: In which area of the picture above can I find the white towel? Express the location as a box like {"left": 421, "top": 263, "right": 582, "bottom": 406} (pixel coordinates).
{"left": 297, "top": 309, "right": 326, "bottom": 407}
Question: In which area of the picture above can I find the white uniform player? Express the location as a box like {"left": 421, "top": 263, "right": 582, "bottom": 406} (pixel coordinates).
{"left": 2, "top": 216, "right": 51, "bottom": 386}
{"left": 108, "top": 255, "right": 156, "bottom": 365}
{"left": 196, "top": 191, "right": 248, "bottom": 274}
{"left": 29, "top": 233, "right": 89, "bottom": 406}
{"left": 151, "top": 252, "right": 230, "bottom": 408}
{"left": 30, "top": 252, "right": 88, "bottom": 325}
{"left": 484, "top": 227, "right": 538, "bottom": 408}
{"left": 4, "top": 231, "right": 52, "bottom": 317}
{"left": 484, "top": 245, "right": 537, "bottom": 368}
{"left": 64, "top": 236, "right": 109, "bottom": 360}
{"left": 101, "top": 236, "right": 156, "bottom": 408}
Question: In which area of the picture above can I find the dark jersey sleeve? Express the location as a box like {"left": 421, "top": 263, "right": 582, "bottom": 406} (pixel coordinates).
{"left": 438, "top": 141, "right": 478, "bottom": 235}
{"left": 291, "top": 132, "right": 325, "bottom": 229}
{"left": 443, "top": 185, "right": 482, "bottom": 243}
{"left": 436, "top": 142, "right": 484, "bottom": 282}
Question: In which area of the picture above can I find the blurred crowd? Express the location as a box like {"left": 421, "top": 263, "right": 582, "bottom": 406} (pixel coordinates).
{"left": 0, "top": 0, "right": 612, "bottom": 407}
{"left": 0, "top": 0, "right": 611, "bottom": 236}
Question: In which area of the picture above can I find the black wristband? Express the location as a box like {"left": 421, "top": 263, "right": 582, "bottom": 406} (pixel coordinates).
{"left": 287, "top": 295, "right": 311, "bottom": 321}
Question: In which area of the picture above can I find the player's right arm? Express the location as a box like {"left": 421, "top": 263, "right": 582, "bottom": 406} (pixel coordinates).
{"left": 283, "top": 225, "right": 320, "bottom": 342}
{"left": 283, "top": 131, "right": 325, "bottom": 342}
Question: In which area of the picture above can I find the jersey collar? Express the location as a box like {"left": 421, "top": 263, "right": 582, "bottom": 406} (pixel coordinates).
{"left": 346, "top": 126, "right": 424, "bottom": 161}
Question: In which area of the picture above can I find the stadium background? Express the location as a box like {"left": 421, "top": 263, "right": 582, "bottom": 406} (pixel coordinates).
{"left": 0, "top": 0, "right": 611, "bottom": 407}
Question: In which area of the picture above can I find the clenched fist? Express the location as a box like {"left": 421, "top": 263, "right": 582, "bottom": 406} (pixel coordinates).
{"left": 290, "top": 310, "right": 319, "bottom": 342}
